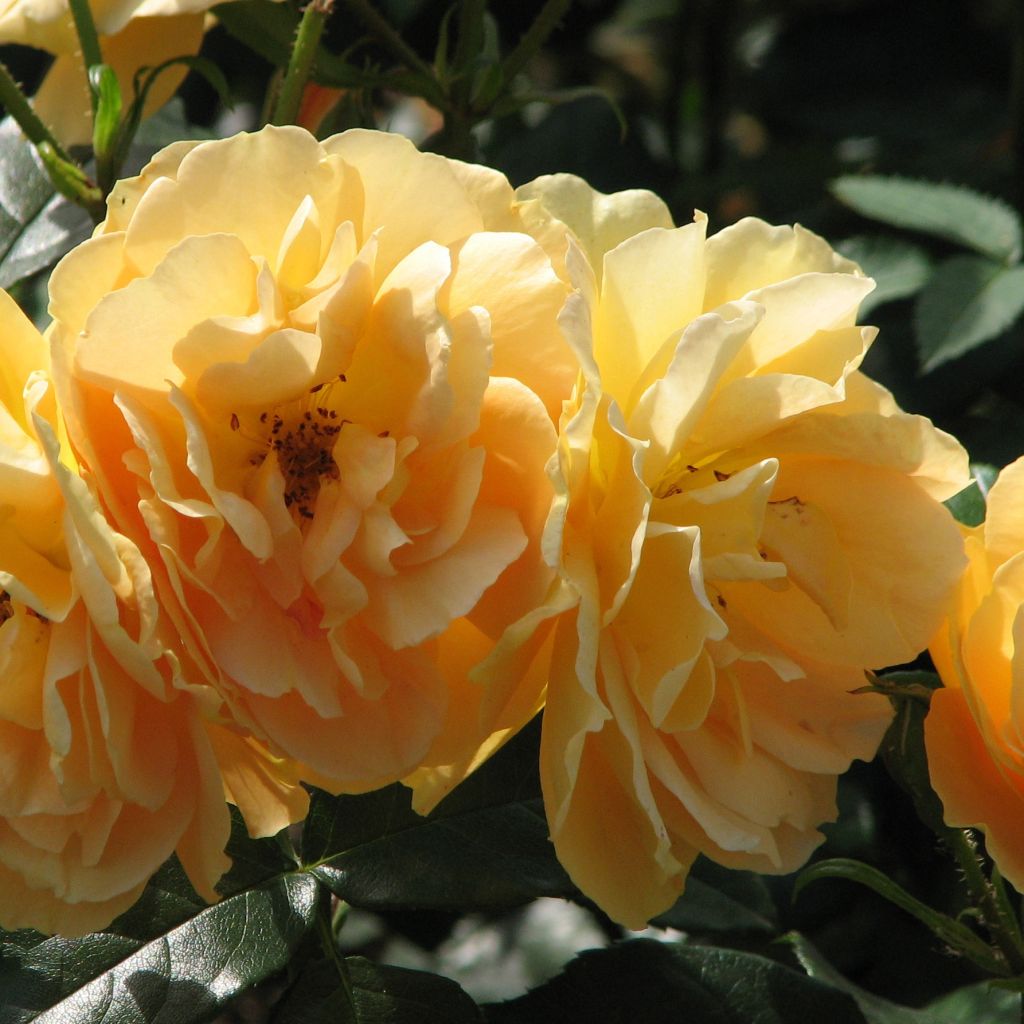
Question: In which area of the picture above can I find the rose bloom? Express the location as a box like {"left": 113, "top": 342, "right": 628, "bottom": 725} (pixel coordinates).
{"left": 0, "top": 0, "right": 217, "bottom": 144}
{"left": 412, "top": 180, "right": 970, "bottom": 927}
{"left": 50, "top": 126, "right": 573, "bottom": 795}
{"left": 0, "top": 289, "right": 307, "bottom": 936}
{"left": 927, "top": 458, "right": 1024, "bottom": 887}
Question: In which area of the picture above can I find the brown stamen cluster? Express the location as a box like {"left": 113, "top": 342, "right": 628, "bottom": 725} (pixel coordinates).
{"left": 0, "top": 591, "right": 11, "bottom": 625}
{"left": 256, "top": 403, "right": 346, "bottom": 521}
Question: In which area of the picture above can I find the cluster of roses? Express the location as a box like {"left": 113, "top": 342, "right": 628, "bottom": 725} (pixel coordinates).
{"left": 1, "top": 122, "right": 1019, "bottom": 939}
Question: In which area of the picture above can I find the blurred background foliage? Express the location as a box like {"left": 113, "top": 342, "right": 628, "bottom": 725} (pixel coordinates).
{"left": 3, "top": 0, "right": 1022, "bottom": 1017}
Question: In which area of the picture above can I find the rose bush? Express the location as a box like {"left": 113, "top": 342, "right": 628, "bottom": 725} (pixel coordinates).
{"left": 50, "top": 125, "right": 575, "bottom": 795}
{"left": 0, "top": 0, "right": 214, "bottom": 144}
{"left": 0, "top": 288, "right": 306, "bottom": 936}
{"left": 412, "top": 179, "right": 971, "bottom": 927}
{"left": 926, "top": 459, "right": 1024, "bottom": 888}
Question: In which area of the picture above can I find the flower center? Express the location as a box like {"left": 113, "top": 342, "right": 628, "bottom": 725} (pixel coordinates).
{"left": 234, "top": 379, "right": 350, "bottom": 522}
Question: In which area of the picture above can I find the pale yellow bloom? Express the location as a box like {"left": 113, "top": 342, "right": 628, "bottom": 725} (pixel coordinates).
{"left": 50, "top": 126, "right": 573, "bottom": 794}
{"left": 927, "top": 459, "right": 1024, "bottom": 888}
{"left": 0, "top": 288, "right": 306, "bottom": 936}
{"left": 0, "top": 0, "right": 215, "bottom": 144}
{"left": 413, "top": 180, "right": 970, "bottom": 927}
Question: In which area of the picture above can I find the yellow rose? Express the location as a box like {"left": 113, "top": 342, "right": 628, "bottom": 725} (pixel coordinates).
{"left": 50, "top": 126, "right": 574, "bottom": 794}
{"left": 413, "top": 180, "right": 970, "bottom": 927}
{"left": 926, "top": 458, "right": 1024, "bottom": 887}
{"left": 0, "top": 0, "right": 214, "bottom": 144}
{"left": 0, "top": 288, "right": 306, "bottom": 936}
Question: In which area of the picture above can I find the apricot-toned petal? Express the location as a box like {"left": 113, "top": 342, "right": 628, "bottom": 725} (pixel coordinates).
{"left": 405, "top": 615, "right": 550, "bottom": 812}
{"left": 615, "top": 524, "right": 725, "bottom": 729}
{"left": 447, "top": 159, "right": 520, "bottom": 232}
{"left": 630, "top": 302, "right": 760, "bottom": 484}
{"left": 124, "top": 127, "right": 333, "bottom": 276}
{"left": 444, "top": 231, "right": 574, "bottom": 419}
{"left": 592, "top": 401, "right": 650, "bottom": 624}
{"left": 77, "top": 233, "right": 256, "bottom": 395}
{"left": 593, "top": 220, "right": 708, "bottom": 413}
{"left": 196, "top": 328, "right": 322, "bottom": 410}
{"left": 725, "top": 458, "right": 966, "bottom": 669}
{"left": 0, "top": 857, "right": 148, "bottom": 937}
{"left": 515, "top": 173, "right": 674, "bottom": 278}
{"left": 0, "top": 0, "right": 76, "bottom": 51}
{"left": 325, "top": 129, "right": 485, "bottom": 278}
{"left": 543, "top": 660, "right": 685, "bottom": 929}
{"left": 690, "top": 371, "right": 850, "bottom": 465}
{"left": 657, "top": 459, "right": 779, "bottom": 579}
{"left": 704, "top": 219, "right": 862, "bottom": 309}
{"left": 49, "top": 233, "right": 132, "bottom": 337}
{"left": 751, "top": 374, "right": 970, "bottom": 502}
{"left": 760, "top": 494, "right": 852, "bottom": 631}
{"left": 984, "top": 457, "right": 1024, "bottom": 570}
{"left": 34, "top": 15, "right": 204, "bottom": 146}
{"left": 729, "top": 274, "right": 872, "bottom": 378}
{"left": 170, "top": 713, "right": 231, "bottom": 904}
{"left": 926, "top": 686, "right": 1024, "bottom": 893}
{"left": 0, "top": 290, "right": 48, "bottom": 411}
{"left": 959, "top": 552, "right": 1024, "bottom": 744}
{"left": 208, "top": 725, "right": 310, "bottom": 837}
{"left": 468, "top": 377, "right": 558, "bottom": 634}
{"left": 244, "top": 635, "right": 445, "bottom": 787}
{"left": 364, "top": 505, "right": 526, "bottom": 649}
{"left": 737, "top": 657, "right": 892, "bottom": 773}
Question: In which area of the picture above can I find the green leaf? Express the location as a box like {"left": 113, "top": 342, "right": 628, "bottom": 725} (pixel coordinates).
{"left": 303, "top": 718, "right": 578, "bottom": 911}
{"left": 914, "top": 255, "right": 1024, "bottom": 372}
{"left": 482, "top": 940, "right": 867, "bottom": 1024}
{"left": 831, "top": 176, "right": 1023, "bottom": 263}
{"left": 5, "top": 874, "right": 318, "bottom": 1024}
{"left": 876, "top": 669, "right": 947, "bottom": 836}
{"left": 272, "top": 957, "right": 483, "bottom": 1023}
{"left": 924, "top": 982, "right": 1021, "bottom": 1024}
{"left": 794, "top": 859, "right": 1002, "bottom": 973}
{"left": 786, "top": 932, "right": 943, "bottom": 1024}
{"left": 837, "top": 235, "right": 932, "bottom": 316}
{"left": 216, "top": 805, "right": 299, "bottom": 898}
{"left": 652, "top": 858, "right": 778, "bottom": 936}
{"left": 212, "top": 0, "right": 300, "bottom": 67}
{"left": 944, "top": 463, "right": 999, "bottom": 527}
{"left": 0, "top": 117, "right": 92, "bottom": 288}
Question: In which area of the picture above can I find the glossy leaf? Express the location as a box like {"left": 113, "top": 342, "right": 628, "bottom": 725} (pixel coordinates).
{"left": 0, "top": 870, "right": 318, "bottom": 1024}
{"left": 304, "top": 718, "right": 578, "bottom": 911}
{"left": 786, "top": 932, "right": 939, "bottom": 1024}
{"left": 924, "top": 982, "right": 1021, "bottom": 1023}
{"left": 0, "top": 117, "right": 92, "bottom": 287}
{"left": 272, "top": 957, "right": 483, "bottom": 1023}
{"left": 914, "top": 255, "right": 1024, "bottom": 371}
{"left": 482, "top": 940, "right": 867, "bottom": 1024}
{"left": 837, "top": 234, "right": 932, "bottom": 315}
{"left": 652, "top": 858, "right": 778, "bottom": 936}
{"left": 832, "top": 176, "right": 1023, "bottom": 264}
{"left": 944, "top": 463, "right": 998, "bottom": 527}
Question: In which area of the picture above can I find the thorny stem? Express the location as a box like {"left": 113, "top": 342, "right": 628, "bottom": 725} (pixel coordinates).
{"left": 66, "top": 0, "right": 104, "bottom": 105}
{"left": 271, "top": 0, "right": 335, "bottom": 126}
{"left": 0, "top": 62, "right": 73, "bottom": 161}
{"left": 945, "top": 827, "right": 1024, "bottom": 976}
